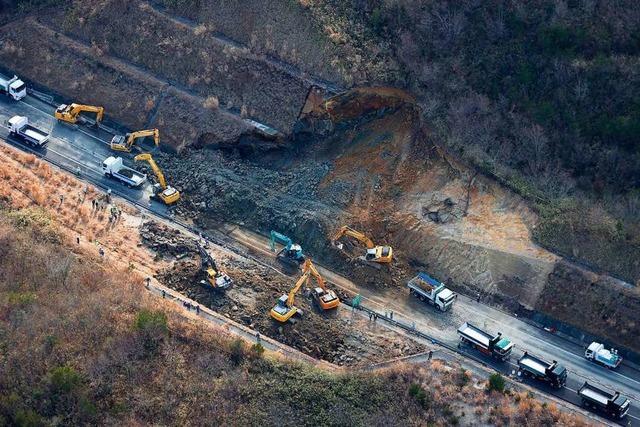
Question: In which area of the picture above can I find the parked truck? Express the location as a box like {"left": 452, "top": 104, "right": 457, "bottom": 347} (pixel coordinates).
{"left": 102, "top": 156, "right": 146, "bottom": 187}
{"left": 578, "top": 382, "right": 630, "bottom": 419}
{"left": 517, "top": 351, "right": 567, "bottom": 388}
{"left": 585, "top": 342, "right": 622, "bottom": 369}
{"left": 408, "top": 272, "right": 457, "bottom": 311}
{"left": 0, "top": 74, "right": 26, "bottom": 100}
{"left": 457, "top": 322, "right": 513, "bottom": 361}
{"left": 7, "top": 115, "right": 49, "bottom": 147}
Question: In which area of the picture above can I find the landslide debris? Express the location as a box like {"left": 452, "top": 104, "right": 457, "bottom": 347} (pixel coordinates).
{"left": 142, "top": 221, "right": 425, "bottom": 365}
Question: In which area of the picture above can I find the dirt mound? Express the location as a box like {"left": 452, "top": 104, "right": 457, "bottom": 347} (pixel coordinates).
{"left": 140, "top": 221, "right": 198, "bottom": 257}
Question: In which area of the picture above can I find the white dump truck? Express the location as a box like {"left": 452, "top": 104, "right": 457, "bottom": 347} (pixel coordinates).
{"left": 0, "top": 74, "right": 26, "bottom": 100}
{"left": 102, "top": 156, "right": 146, "bottom": 187}
{"left": 7, "top": 115, "right": 49, "bottom": 147}
{"left": 408, "top": 272, "right": 457, "bottom": 311}
{"left": 585, "top": 342, "right": 622, "bottom": 369}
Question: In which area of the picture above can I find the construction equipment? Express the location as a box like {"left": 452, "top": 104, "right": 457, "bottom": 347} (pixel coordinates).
{"left": 197, "top": 243, "right": 232, "bottom": 290}
{"left": 0, "top": 74, "right": 26, "bottom": 100}
{"left": 585, "top": 342, "right": 622, "bottom": 369}
{"left": 133, "top": 153, "right": 180, "bottom": 204}
{"left": 110, "top": 128, "right": 159, "bottom": 153}
{"left": 269, "top": 231, "right": 305, "bottom": 269}
{"left": 578, "top": 382, "right": 631, "bottom": 419}
{"left": 55, "top": 103, "right": 104, "bottom": 125}
{"left": 270, "top": 258, "right": 337, "bottom": 322}
{"left": 304, "top": 259, "right": 339, "bottom": 310}
{"left": 331, "top": 226, "right": 393, "bottom": 264}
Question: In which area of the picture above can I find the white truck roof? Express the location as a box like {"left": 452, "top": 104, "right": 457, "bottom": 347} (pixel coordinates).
{"left": 8, "top": 115, "right": 25, "bottom": 126}
{"left": 587, "top": 342, "right": 603, "bottom": 352}
{"left": 438, "top": 288, "right": 455, "bottom": 300}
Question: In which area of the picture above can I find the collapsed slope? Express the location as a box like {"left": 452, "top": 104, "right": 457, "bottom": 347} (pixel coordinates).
{"left": 160, "top": 87, "right": 640, "bottom": 353}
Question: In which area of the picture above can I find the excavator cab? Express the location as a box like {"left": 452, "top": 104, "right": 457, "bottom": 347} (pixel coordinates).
{"left": 156, "top": 185, "right": 180, "bottom": 205}
{"left": 311, "top": 287, "right": 340, "bottom": 311}
{"left": 270, "top": 294, "right": 299, "bottom": 323}
{"left": 269, "top": 231, "right": 305, "bottom": 270}
{"left": 365, "top": 246, "right": 393, "bottom": 263}
{"left": 203, "top": 266, "right": 233, "bottom": 289}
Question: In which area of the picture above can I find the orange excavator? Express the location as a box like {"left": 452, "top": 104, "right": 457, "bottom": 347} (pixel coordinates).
{"left": 331, "top": 225, "right": 393, "bottom": 264}
{"left": 55, "top": 103, "right": 104, "bottom": 126}
{"left": 270, "top": 259, "right": 339, "bottom": 323}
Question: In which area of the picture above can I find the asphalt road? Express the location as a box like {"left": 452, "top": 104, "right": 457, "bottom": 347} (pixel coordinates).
{"left": 0, "top": 92, "right": 638, "bottom": 424}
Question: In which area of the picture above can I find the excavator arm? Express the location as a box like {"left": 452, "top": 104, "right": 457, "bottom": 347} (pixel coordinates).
{"left": 127, "top": 129, "right": 160, "bottom": 150}
{"left": 134, "top": 153, "right": 180, "bottom": 205}
{"left": 332, "top": 226, "right": 375, "bottom": 249}
{"left": 55, "top": 103, "right": 104, "bottom": 124}
{"left": 306, "top": 259, "right": 327, "bottom": 291}
{"left": 134, "top": 153, "right": 166, "bottom": 189}
{"left": 287, "top": 267, "right": 310, "bottom": 307}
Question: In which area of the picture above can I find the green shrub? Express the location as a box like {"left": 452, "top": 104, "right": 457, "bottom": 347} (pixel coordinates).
{"left": 487, "top": 373, "right": 505, "bottom": 393}
{"left": 7, "top": 291, "right": 37, "bottom": 307}
{"left": 408, "top": 383, "right": 429, "bottom": 408}
{"left": 14, "top": 408, "right": 42, "bottom": 427}
{"left": 49, "top": 365, "right": 82, "bottom": 394}
{"left": 251, "top": 343, "right": 265, "bottom": 357}
{"left": 6, "top": 207, "right": 60, "bottom": 243}
{"left": 134, "top": 309, "right": 168, "bottom": 334}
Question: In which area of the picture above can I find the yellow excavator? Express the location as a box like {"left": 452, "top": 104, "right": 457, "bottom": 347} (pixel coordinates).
{"left": 133, "top": 153, "right": 180, "bottom": 204}
{"left": 197, "top": 243, "right": 232, "bottom": 290}
{"left": 111, "top": 129, "right": 159, "bottom": 153}
{"left": 331, "top": 225, "right": 393, "bottom": 264}
{"left": 271, "top": 259, "right": 339, "bottom": 322}
{"left": 55, "top": 103, "right": 104, "bottom": 125}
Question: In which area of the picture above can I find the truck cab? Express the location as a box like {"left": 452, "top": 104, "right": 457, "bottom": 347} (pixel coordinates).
{"left": 8, "top": 78, "right": 26, "bottom": 100}
{"left": 1, "top": 75, "right": 26, "bottom": 100}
